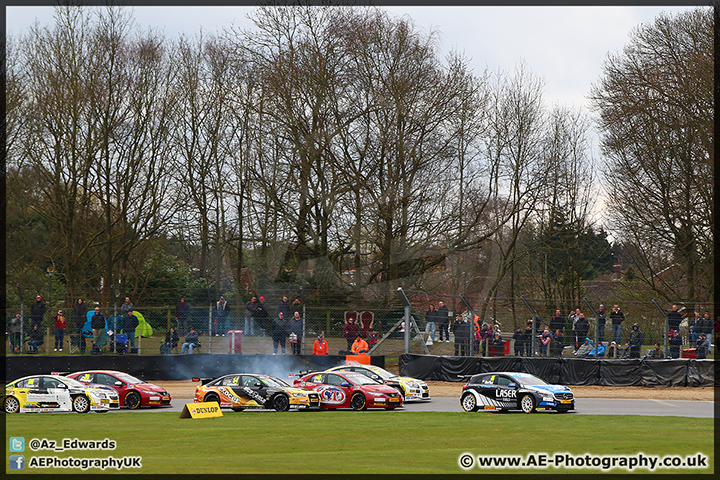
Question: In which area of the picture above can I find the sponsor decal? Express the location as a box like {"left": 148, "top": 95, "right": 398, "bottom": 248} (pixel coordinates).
{"left": 496, "top": 389, "right": 517, "bottom": 399}
{"left": 241, "top": 386, "right": 267, "bottom": 404}
{"left": 484, "top": 406, "right": 496, "bottom": 410}
{"left": 316, "top": 386, "right": 346, "bottom": 404}
{"left": 179, "top": 402, "right": 223, "bottom": 419}
{"left": 217, "top": 387, "right": 242, "bottom": 405}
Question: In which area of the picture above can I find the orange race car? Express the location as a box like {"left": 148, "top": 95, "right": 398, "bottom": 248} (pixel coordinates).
{"left": 193, "top": 373, "right": 320, "bottom": 412}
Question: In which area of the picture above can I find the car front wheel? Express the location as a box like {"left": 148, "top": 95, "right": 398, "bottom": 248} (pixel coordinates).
{"left": 350, "top": 393, "right": 367, "bottom": 411}
{"left": 125, "top": 391, "right": 142, "bottom": 410}
{"left": 73, "top": 395, "right": 90, "bottom": 413}
{"left": 520, "top": 394, "right": 536, "bottom": 414}
{"left": 4, "top": 396, "right": 20, "bottom": 414}
{"left": 461, "top": 393, "right": 479, "bottom": 412}
{"left": 272, "top": 394, "right": 290, "bottom": 412}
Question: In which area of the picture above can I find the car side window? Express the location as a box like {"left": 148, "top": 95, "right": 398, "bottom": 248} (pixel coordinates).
{"left": 242, "top": 376, "right": 258, "bottom": 387}
{"left": 326, "top": 374, "right": 345, "bottom": 386}
{"left": 18, "top": 377, "right": 39, "bottom": 388}
{"left": 78, "top": 373, "right": 95, "bottom": 383}
{"left": 223, "top": 376, "right": 240, "bottom": 386}
{"left": 495, "top": 376, "right": 512, "bottom": 386}
{"left": 310, "top": 374, "right": 324, "bottom": 384}
{"left": 43, "top": 377, "right": 62, "bottom": 389}
{"left": 95, "top": 374, "right": 116, "bottom": 385}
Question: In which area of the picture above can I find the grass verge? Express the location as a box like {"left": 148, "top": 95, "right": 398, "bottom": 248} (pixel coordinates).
{"left": 5, "top": 411, "right": 713, "bottom": 474}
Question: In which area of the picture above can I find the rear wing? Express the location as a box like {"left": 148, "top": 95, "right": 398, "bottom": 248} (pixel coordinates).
{"left": 51, "top": 371, "right": 70, "bottom": 376}
{"left": 287, "top": 370, "right": 316, "bottom": 378}
{"left": 192, "top": 377, "right": 214, "bottom": 386}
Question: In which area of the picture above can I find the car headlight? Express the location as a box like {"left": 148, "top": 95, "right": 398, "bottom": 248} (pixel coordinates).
{"left": 291, "top": 393, "right": 307, "bottom": 398}
{"left": 542, "top": 396, "right": 553, "bottom": 403}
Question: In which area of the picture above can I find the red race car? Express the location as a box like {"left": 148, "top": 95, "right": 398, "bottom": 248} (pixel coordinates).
{"left": 293, "top": 371, "right": 403, "bottom": 410}
{"left": 66, "top": 370, "right": 171, "bottom": 409}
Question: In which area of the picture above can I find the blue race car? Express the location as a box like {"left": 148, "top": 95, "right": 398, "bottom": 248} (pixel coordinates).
{"left": 460, "top": 372, "right": 574, "bottom": 413}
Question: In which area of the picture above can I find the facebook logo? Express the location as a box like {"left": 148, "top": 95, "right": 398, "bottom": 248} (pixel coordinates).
{"left": 9, "top": 437, "right": 25, "bottom": 452}
{"left": 9, "top": 455, "right": 25, "bottom": 470}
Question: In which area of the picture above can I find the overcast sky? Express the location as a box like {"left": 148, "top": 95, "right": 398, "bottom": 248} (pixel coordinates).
{"left": 7, "top": 5, "right": 697, "bottom": 125}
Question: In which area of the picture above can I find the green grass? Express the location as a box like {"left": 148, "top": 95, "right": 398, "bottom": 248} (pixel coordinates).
{"left": 6, "top": 411, "right": 713, "bottom": 474}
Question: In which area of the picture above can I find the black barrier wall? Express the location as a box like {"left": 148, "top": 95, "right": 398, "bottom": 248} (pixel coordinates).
{"left": 399, "top": 354, "right": 716, "bottom": 387}
{"left": 5, "top": 354, "right": 385, "bottom": 381}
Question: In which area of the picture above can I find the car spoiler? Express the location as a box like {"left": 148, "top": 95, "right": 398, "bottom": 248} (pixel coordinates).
{"left": 51, "top": 371, "right": 70, "bottom": 376}
{"left": 192, "top": 377, "right": 214, "bottom": 386}
{"left": 287, "top": 369, "right": 316, "bottom": 378}
{"left": 457, "top": 374, "right": 474, "bottom": 379}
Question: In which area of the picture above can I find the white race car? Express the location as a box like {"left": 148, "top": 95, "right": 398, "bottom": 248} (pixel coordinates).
{"left": 4, "top": 375, "right": 120, "bottom": 413}
{"left": 324, "top": 365, "right": 430, "bottom": 401}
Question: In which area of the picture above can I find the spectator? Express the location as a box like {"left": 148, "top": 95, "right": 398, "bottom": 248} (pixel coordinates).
{"left": 478, "top": 323, "right": 492, "bottom": 356}
{"left": 72, "top": 298, "right": 88, "bottom": 354}
{"left": 540, "top": 328, "right": 552, "bottom": 356}
{"left": 550, "top": 329, "right": 564, "bottom": 357}
{"left": 491, "top": 332, "right": 505, "bottom": 357}
{"left": 574, "top": 338, "right": 594, "bottom": 357}
{"left": 687, "top": 326, "right": 698, "bottom": 348}
{"left": 596, "top": 304, "right": 607, "bottom": 343}
{"left": 277, "top": 295, "right": 291, "bottom": 319}
{"left": 549, "top": 310, "right": 565, "bottom": 340}
{"left": 288, "top": 311, "right": 303, "bottom": 355}
{"left": 606, "top": 341, "right": 619, "bottom": 359}
{"left": 53, "top": 309, "right": 67, "bottom": 352}
{"left": 668, "top": 329, "right": 682, "bottom": 359}
{"left": 523, "top": 320, "right": 534, "bottom": 356}
{"left": 689, "top": 311, "right": 701, "bottom": 331}
{"left": 165, "top": 327, "right": 179, "bottom": 350}
{"left": 245, "top": 296, "right": 259, "bottom": 337}
{"left": 351, "top": 334, "right": 369, "bottom": 354}
{"left": 10, "top": 313, "right": 23, "bottom": 353}
{"left": 610, "top": 304, "right": 625, "bottom": 344}
{"left": 90, "top": 307, "right": 106, "bottom": 345}
{"left": 667, "top": 305, "right": 683, "bottom": 334}
{"left": 568, "top": 308, "right": 581, "bottom": 343}
{"left": 180, "top": 328, "right": 200, "bottom": 354}
{"left": 436, "top": 301, "right": 450, "bottom": 342}
{"left": 30, "top": 294, "right": 46, "bottom": 329}
{"left": 626, "top": 323, "right": 644, "bottom": 358}
{"left": 574, "top": 313, "right": 590, "bottom": 351}
{"left": 256, "top": 296, "right": 269, "bottom": 337}
{"left": 460, "top": 316, "right": 473, "bottom": 356}
{"left": 343, "top": 316, "right": 359, "bottom": 351}
{"left": 313, "top": 333, "right": 329, "bottom": 355}
{"left": 120, "top": 297, "right": 133, "bottom": 320}
{"left": 291, "top": 296, "right": 303, "bottom": 315}
{"left": 271, "top": 312, "right": 288, "bottom": 355}
{"left": 125, "top": 310, "right": 139, "bottom": 350}
{"left": 424, "top": 304, "right": 437, "bottom": 344}
{"left": 696, "top": 333, "right": 710, "bottom": 360}
{"left": 216, "top": 295, "right": 229, "bottom": 336}
{"left": 27, "top": 324, "right": 44, "bottom": 353}
{"left": 453, "top": 315, "right": 465, "bottom": 356}
{"left": 699, "top": 313, "right": 712, "bottom": 336}
{"left": 649, "top": 343, "right": 664, "bottom": 359}
{"left": 175, "top": 296, "right": 191, "bottom": 336}
{"left": 512, "top": 326, "right": 524, "bottom": 356}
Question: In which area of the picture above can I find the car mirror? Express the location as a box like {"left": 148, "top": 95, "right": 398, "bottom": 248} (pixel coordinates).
{"left": 254, "top": 382, "right": 262, "bottom": 388}
{"left": 508, "top": 383, "right": 516, "bottom": 388}
{"left": 114, "top": 381, "right": 123, "bottom": 386}
{"left": 341, "top": 382, "right": 350, "bottom": 387}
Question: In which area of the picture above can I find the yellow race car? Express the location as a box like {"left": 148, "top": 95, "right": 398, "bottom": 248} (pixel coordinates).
{"left": 4, "top": 375, "right": 120, "bottom": 413}
{"left": 324, "top": 365, "right": 430, "bottom": 401}
{"left": 193, "top": 373, "right": 320, "bottom": 412}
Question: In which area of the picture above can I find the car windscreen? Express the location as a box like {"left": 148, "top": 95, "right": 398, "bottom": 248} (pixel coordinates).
{"left": 345, "top": 373, "right": 381, "bottom": 385}
{"left": 512, "top": 373, "right": 547, "bottom": 386}
{"left": 259, "top": 376, "right": 290, "bottom": 388}
{"left": 114, "top": 373, "right": 144, "bottom": 384}
{"left": 365, "top": 367, "right": 394, "bottom": 380}
{"left": 60, "top": 377, "right": 90, "bottom": 388}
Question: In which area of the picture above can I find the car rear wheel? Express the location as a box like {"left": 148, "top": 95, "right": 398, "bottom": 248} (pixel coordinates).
{"left": 73, "top": 395, "right": 90, "bottom": 413}
{"left": 231, "top": 407, "right": 245, "bottom": 412}
{"left": 272, "top": 394, "right": 290, "bottom": 412}
{"left": 520, "top": 394, "right": 536, "bottom": 414}
{"left": 350, "top": 393, "right": 367, "bottom": 411}
{"left": 461, "top": 393, "right": 479, "bottom": 412}
{"left": 204, "top": 393, "right": 220, "bottom": 405}
{"left": 125, "top": 391, "right": 141, "bottom": 410}
{"left": 4, "top": 396, "right": 20, "bottom": 414}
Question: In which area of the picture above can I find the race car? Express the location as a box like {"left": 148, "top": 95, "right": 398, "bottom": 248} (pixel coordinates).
{"left": 322, "top": 365, "right": 430, "bottom": 401}
{"left": 293, "top": 371, "right": 404, "bottom": 410}
{"left": 460, "top": 372, "right": 574, "bottom": 413}
{"left": 4, "top": 375, "right": 119, "bottom": 414}
{"left": 66, "top": 370, "right": 171, "bottom": 409}
{"left": 193, "top": 373, "right": 320, "bottom": 412}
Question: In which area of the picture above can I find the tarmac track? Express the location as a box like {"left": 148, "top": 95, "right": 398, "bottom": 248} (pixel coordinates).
{"left": 122, "top": 396, "right": 714, "bottom": 418}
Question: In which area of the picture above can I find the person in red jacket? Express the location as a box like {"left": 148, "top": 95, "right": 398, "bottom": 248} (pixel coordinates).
{"left": 53, "top": 309, "right": 67, "bottom": 352}
{"left": 313, "top": 333, "right": 329, "bottom": 355}
{"left": 343, "top": 317, "right": 359, "bottom": 351}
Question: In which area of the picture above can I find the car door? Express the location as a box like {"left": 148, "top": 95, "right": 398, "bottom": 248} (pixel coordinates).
{"left": 493, "top": 375, "right": 519, "bottom": 406}
{"left": 315, "top": 373, "right": 351, "bottom": 407}
{"left": 18, "top": 377, "right": 47, "bottom": 409}
{"left": 41, "top": 377, "right": 72, "bottom": 410}
{"left": 238, "top": 375, "right": 268, "bottom": 407}
{"left": 471, "top": 374, "right": 496, "bottom": 404}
